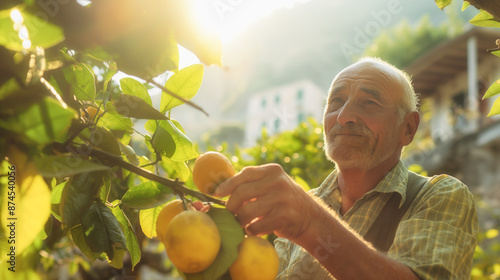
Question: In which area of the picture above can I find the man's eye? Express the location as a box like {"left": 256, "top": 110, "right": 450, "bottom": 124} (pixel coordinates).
{"left": 363, "top": 100, "right": 378, "bottom": 106}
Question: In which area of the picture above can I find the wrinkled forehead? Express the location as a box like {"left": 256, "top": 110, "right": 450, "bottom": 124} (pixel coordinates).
{"left": 330, "top": 61, "right": 404, "bottom": 93}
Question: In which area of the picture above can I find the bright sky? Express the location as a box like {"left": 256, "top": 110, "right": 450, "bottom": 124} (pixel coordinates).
{"left": 192, "top": 0, "right": 310, "bottom": 44}
{"left": 179, "top": 0, "right": 310, "bottom": 67}
{"left": 114, "top": 0, "right": 310, "bottom": 83}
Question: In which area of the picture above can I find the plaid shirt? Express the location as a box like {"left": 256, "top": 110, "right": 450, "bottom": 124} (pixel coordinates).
{"left": 275, "top": 160, "right": 478, "bottom": 279}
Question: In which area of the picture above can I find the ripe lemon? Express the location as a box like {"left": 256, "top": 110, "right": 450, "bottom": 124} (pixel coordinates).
{"left": 156, "top": 199, "right": 185, "bottom": 243}
{"left": 192, "top": 151, "right": 235, "bottom": 195}
{"left": 164, "top": 210, "right": 221, "bottom": 274}
{"left": 229, "top": 236, "right": 280, "bottom": 280}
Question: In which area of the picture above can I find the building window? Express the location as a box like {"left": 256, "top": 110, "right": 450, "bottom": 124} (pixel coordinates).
{"left": 297, "top": 89, "right": 304, "bottom": 101}
{"left": 274, "top": 118, "right": 280, "bottom": 132}
{"left": 261, "top": 98, "right": 267, "bottom": 108}
{"left": 275, "top": 94, "right": 280, "bottom": 104}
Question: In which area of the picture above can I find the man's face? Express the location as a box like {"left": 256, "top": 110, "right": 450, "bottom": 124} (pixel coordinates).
{"left": 323, "top": 62, "right": 407, "bottom": 171}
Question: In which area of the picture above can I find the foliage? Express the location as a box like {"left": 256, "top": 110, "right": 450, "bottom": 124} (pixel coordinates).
{"left": 471, "top": 199, "right": 500, "bottom": 280}
{"left": 0, "top": 0, "right": 240, "bottom": 279}
{"left": 435, "top": 0, "right": 500, "bottom": 116}
{"left": 225, "top": 118, "right": 333, "bottom": 194}
{"left": 363, "top": 14, "right": 464, "bottom": 69}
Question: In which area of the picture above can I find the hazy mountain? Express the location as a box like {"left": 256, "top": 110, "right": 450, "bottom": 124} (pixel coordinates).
{"left": 173, "top": 0, "right": 477, "bottom": 143}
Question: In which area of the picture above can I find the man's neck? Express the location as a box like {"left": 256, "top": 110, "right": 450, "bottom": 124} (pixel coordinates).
{"left": 336, "top": 159, "right": 399, "bottom": 215}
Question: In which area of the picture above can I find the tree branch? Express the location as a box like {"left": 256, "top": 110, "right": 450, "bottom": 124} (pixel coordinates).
{"left": 467, "top": 0, "right": 500, "bottom": 22}
{"left": 61, "top": 144, "right": 226, "bottom": 205}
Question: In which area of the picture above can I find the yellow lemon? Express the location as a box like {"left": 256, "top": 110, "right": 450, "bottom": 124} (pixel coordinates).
{"left": 156, "top": 199, "right": 185, "bottom": 243}
{"left": 164, "top": 210, "right": 221, "bottom": 274}
{"left": 229, "top": 236, "right": 280, "bottom": 280}
{"left": 192, "top": 151, "right": 235, "bottom": 195}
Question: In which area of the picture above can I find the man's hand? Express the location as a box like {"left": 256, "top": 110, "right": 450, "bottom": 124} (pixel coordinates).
{"left": 215, "top": 163, "right": 318, "bottom": 240}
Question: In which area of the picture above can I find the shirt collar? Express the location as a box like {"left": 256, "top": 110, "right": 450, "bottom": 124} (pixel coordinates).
{"left": 315, "top": 160, "right": 409, "bottom": 208}
{"left": 368, "top": 160, "right": 409, "bottom": 208}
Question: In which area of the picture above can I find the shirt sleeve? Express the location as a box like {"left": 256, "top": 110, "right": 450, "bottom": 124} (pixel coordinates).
{"left": 388, "top": 175, "right": 478, "bottom": 280}
{"left": 274, "top": 237, "right": 293, "bottom": 278}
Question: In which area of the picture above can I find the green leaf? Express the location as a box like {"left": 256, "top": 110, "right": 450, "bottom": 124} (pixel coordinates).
{"left": 160, "top": 64, "right": 204, "bottom": 113}
{"left": 122, "top": 181, "right": 174, "bottom": 209}
{"left": 99, "top": 172, "right": 112, "bottom": 203}
{"left": 151, "top": 120, "right": 176, "bottom": 158}
{"left": 0, "top": 78, "right": 21, "bottom": 102}
{"left": 0, "top": 97, "right": 77, "bottom": 144}
{"left": 160, "top": 157, "right": 191, "bottom": 182}
{"left": 23, "top": 9, "right": 64, "bottom": 49}
{"left": 34, "top": 155, "right": 109, "bottom": 178}
{"left": 71, "top": 225, "right": 102, "bottom": 261}
{"left": 60, "top": 172, "right": 104, "bottom": 228}
{"left": 0, "top": 155, "right": 51, "bottom": 256}
{"left": 470, "top": 11, "right": 500, "bottom": 28}
{"left": 156, "top": 120, "right": 198, "bottom": 162}
{"left": 0, "top": 9, "right": 23, "bottom": 51}
{"left": 108, "top": 246, "right": 126, "bottom": 269}
{"left": 50, "top": 181, "right": 66, "bottom": 204}
{"left": 63, "top": 63, "right": 96, "bottom": 101}
{"left": 120, "top": 77, "right": 152, "bottom": 105}
{"left": 434, "top": 0, "right": 452, "bottom": 10}
{"left": 139, "top": 202, "right": 167, "bottom": 238}
{"left": 111, "top": 201, "right": 141, "bottom": 270}
{"left": 187, "top": 207, "right": 244, "bottom": 280}
{"left": 461, "top": 1, "right": 470, "bottom": 11}
{"left": 98, "top": 103, "right": 134, "bottom": 131}
{"left": 0, "top": 8, "right": 63, "bottom": 51}
{"left": 483, "top": 79, "right": 500, "bottom": 99}
{"left": 487, "top": 97, "right": 500, "bottom": 117}
{"left": 78, "top": 127, "right": 121, "bottom": 156}
{"left": 103, "top": 61, "right": 118, "bottom": 93}
{"left": 93, "top": 127, "right": 122, "bottom": 156}
{"left": 145, "top": 119, "right": 156, "bottom": 134}
{"left": 492, "top": 50, "right": 500, "bottom": 58}
{"left": 107, "top": 30, "right": 179, "bottom": 80}
{"left": 82, "top": 201, "right": 127, "bottom": 260}
{"left": 113, "top": 94, "right": 168, "bottom": 120}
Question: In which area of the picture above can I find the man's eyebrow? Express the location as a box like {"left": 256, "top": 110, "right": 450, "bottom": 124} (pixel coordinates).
{"left": 360, "top": 87, "right": 382, "bottom": 101}
{"left": 327, "top": 85, "right": 345, "bottom": 104}
{"left": 329, "top": 85, "right": 345, "bottom": 96}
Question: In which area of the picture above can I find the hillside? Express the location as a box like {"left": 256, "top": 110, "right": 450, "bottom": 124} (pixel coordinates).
{"left": 172, "top": 0, "right": 478, "bottom": 143}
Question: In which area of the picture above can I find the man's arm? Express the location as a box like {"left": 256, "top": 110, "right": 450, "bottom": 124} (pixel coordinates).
{"left": 216, "top": 164, "right": 419, "bottom": 280}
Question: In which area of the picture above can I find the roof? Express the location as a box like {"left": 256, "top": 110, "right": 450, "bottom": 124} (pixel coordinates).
{"left": 405, "top": 28, "right": 500, "bottom": 97}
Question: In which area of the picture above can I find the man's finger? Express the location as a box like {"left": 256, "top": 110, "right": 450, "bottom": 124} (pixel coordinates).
{"left": 214, "top": 165, "right": 266, "bottom": 197}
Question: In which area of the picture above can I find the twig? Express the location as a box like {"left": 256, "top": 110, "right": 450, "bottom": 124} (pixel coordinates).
{"left": 78, "top": 145, "right": 225, "bottom": 205}
{"left": 147, "top": 78, "right": 209, "bottom": 116}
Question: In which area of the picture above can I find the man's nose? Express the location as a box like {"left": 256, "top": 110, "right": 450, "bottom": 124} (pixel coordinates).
{"left": 336, "top": 101, "right": 358, "bottom": 125}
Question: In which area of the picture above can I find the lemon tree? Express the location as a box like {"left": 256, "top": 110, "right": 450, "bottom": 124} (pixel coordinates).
{"left": 0, "top": 0, "right": 255, "bottom": 279}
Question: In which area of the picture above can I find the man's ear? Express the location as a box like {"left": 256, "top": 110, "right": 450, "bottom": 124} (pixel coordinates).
{"left": 403, "top": 111, "right": 420, "bottom": 146}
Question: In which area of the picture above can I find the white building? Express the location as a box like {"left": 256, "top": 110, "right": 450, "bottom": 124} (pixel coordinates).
{"left": 244, "top": 79, "right": 326, "bottom": 145}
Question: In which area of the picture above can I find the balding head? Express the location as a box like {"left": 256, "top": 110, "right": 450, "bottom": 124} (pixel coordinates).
{"left": 330, "top": 57, "right": 419, "bottom": 121}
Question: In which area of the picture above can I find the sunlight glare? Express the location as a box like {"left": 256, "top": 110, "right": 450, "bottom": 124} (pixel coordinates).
{"left": 191, "top": 0, "right": 311, "bottom": 45}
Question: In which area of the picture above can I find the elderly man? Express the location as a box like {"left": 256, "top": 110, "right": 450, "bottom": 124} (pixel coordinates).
{"left": 215, "top": 57, "right": 478, "bottom": 279}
